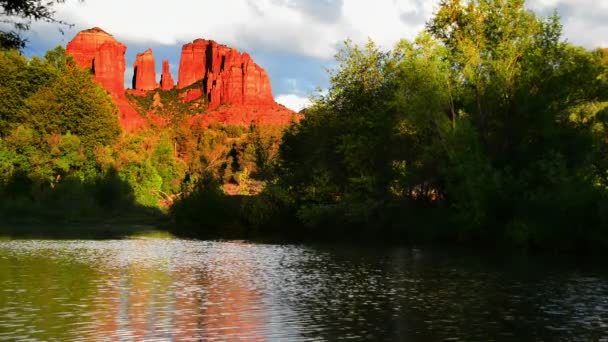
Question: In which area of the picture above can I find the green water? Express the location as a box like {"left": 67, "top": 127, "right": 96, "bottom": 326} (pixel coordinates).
{"left": 0, "top": 232, "right": 607, "bottom": 340}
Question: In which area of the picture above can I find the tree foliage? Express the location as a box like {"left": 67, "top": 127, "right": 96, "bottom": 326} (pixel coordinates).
{"left": 267, "top": 0, "right": 608, "bottom": 250}
{"left": 0, "top": 0, "right": 76, "bottom": 50}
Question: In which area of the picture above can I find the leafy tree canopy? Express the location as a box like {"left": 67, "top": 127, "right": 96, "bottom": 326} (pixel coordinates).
{"left": 1, "top": 0, "right": 77, "bottom": 50}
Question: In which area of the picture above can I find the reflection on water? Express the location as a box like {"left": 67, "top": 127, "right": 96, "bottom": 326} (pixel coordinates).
{"left": 0, "top": 238, "right": 607, "bottom": 340}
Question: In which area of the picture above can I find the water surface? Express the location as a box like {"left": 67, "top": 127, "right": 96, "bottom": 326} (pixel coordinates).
{"left": 0, "top": 236, "right": 607, "bottom": 340}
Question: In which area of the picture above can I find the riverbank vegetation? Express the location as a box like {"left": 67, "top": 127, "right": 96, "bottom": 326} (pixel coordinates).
{"left": 173, "top": 0, "right": 608, "bottom": 252}
{"left": 0, "top": 47, "right": 284, "bottom": 224}
{"left": 3, "top": 0, "right": 608, "bottom": 253}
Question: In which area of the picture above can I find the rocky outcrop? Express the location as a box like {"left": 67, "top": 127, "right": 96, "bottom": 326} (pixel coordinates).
{"left": 177, "top": 39, "right": 208, "bottom": 89}
{"left": 66, "top": 28, "right": 295, "bottom": 130}
{"left": 160, "top": 59, "right": 175, "bottom": 90}
{"left": 177, "top": 39, "right": 275, "bottom": 108}
{"left": 180, "top": 88, "right": 203, "bottom": 103}
{"left": 66, "top": 27, "right": 127, "bottom": 98}
{"left": 132, "top": 49, "right": 157, "bottom": 91}
{"left": 66, "top": 27, "right": 146, "bottom": 130}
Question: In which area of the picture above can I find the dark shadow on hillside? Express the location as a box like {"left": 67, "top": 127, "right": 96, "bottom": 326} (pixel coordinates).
{"left": 0, "top": 168, "right": 168, "bottom": 239}
{"left": 168, "top": 172, "right": 264, "bottom": 240}
{"left": 167, "top": 174, "right": 406, "bottom": 243}
{"left": 168, "top": 173, "right": 248, "bottom": 240}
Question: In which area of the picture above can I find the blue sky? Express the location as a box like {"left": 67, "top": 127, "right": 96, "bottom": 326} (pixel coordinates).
{"left": 19, "top": 0, "right": 608, "bottom": 111}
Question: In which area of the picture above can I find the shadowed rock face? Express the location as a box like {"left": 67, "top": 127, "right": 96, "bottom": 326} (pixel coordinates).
{"left": 66, "top": 27, "right": 297, "bottom": 130}
{"left": 133, "top": 49, "right": 157, "bottom": 91}
{"left": 177, "top": 39, "right": 274, "bottom": 108}
{"left": 160, "top": 59, "right": 175, "bottom": 90}
{"left": 66, "top": 27, "right": 146, "bottom": 131}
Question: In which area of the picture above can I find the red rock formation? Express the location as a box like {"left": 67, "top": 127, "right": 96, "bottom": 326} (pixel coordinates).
{"left": 66, "top": 27, "right": 146, "bottom": 130}
{"left": 66, "top": 27, "right": 126, "bottom": 97}
{"left": 160, "top": 59, "right": 175, "bottom": 90}
{"left": 180, "top": 88, "right": 203, "bottom": 103}
{"left": 176, "top": 39, "right": 275, "bottom": 108}
{"left": 66, "top": 28, "right": 294, "bottom": 130}
{"left": 132, "top": 49, "right": 157, "bottom": 91}
{"left": 242, "top": 55, "right": 273, "bottom": 105}
{"left": 188, "top": 103, "right": 301, "bottom": 127}
{"left": 117, "top": 98, "right": 148, "bottom": 131}
{"left": 177, "top": 39, "right": 208, "bottom": 89}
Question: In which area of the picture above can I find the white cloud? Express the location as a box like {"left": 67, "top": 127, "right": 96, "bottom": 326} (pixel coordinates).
{"left": 526, "top": 0, "right": 608, "bottom": 49}
{"left": 36, "top": 0, "right": 437, "bottom": 59}
{"left": 124, "top": 66, "right": 134, "bottom": 88}
{"left": 23, "top": 0, "right": 608, "bottom": 99}
{"left": 341, "top": 0, "right": 435, "bottom": 51}
{"left": 276, "top": 94, "right": 311, "bottom": 112}
{"left": 26, "top": 0, "right": 608, "bottom": 61}
{"left": 28, "top": 0, "right": 608, "bottom": 60}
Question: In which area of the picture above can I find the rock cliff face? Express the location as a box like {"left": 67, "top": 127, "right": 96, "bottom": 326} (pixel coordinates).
{"left": 66, "top": 27, "right": 146, "bottom": 130}
{"left": 160, "top": 59, "right": 175, "bottom": 90}
{"left": 132, "top": 49, "right": 157, "bottom": 91}
{"left": 177, "top": 39, "right": 208, "bottom": 89}
{"left": 66, "top": 27, "right": 127, "bottom": 97}
{"left": 66, "top": 28, "right": 295, "bottom": 130}
{"left": 177, "top": 39, "right": 274, "bottom": 108}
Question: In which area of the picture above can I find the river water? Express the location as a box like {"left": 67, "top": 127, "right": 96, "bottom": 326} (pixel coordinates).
{"left": 0, "top": 235, "right": 607, "bottom": 340}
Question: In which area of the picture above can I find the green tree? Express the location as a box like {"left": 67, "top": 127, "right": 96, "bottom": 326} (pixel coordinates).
{"left": 422, "top": 0, "right": 608, "bottom": 245}
{"left": 0, "top": 49, "right": 59, "bottom": 135}
{"left": 277, "top": 40, "right": 395, "bottom": 230}
{"left": 23, "top": 49, "right": 120, "bottom": 148}
{"left": 270, "top": 0, "right": 608, "bottom": 249}
{"left": 388, "top": 34, "right": 453, "bottom": 201}
{"left": 151, "top": 134, "right": 186, "bottom": 194}
{"left": 1, "top": 0, "right": 77, "bottom": 50}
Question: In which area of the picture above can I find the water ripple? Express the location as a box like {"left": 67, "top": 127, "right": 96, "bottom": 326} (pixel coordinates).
{"left": 0, "top": 239, "right": 606, "bottom": 340}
